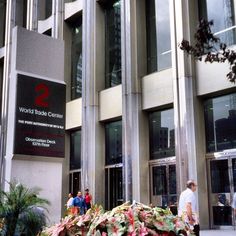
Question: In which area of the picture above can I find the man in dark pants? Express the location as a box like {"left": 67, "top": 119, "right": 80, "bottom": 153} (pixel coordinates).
{"left": 178, "top": 180, "right": 200, "bottom": 236}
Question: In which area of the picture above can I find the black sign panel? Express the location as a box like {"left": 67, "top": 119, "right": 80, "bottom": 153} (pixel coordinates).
{"left": 14, "top": 74, "right": 66, "bottom": 157}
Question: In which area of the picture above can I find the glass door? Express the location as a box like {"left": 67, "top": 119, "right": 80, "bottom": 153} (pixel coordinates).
{"left": 105, "top": 166, "right": 123, "bottom": 210}
{"left": 150, "top": 161, "right": 177, "bottom": 214}
{"left": 208, "top": 157, "right": 236, "bottom": 228}
{"left": 69, "top": 171, "right": 81, "bottom": 196}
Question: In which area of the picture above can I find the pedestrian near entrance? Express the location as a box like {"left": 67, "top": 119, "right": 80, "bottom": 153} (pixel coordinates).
{"left": 66, "top": 193, "right": 74, "bottom": 209}
{"left": 84, "top": 188, "right": 92, "bottom": 210}
{"left": 72, "top": 191, "right": 87, "bottom": 215}
{"left": 178, "top": 180, "right": 200, "bottom": 236}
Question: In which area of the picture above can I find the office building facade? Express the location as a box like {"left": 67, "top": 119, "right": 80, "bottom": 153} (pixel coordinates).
{"left": 0, "top": 0, "right": 236, "bottom": 229}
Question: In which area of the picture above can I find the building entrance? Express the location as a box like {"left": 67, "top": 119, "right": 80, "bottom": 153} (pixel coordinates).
{"left": 208, "top": 156, "right": 236, "bottom": 228}
{"left": 150, "top": 157, "right": 177, "bottom": 214}
{"left": 105, "top": 166, "right": 123, "bottom": 210}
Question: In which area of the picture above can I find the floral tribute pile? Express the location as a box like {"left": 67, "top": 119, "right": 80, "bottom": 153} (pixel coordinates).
{"left": 43, "top": 202, "right": 193, "bottom": 236}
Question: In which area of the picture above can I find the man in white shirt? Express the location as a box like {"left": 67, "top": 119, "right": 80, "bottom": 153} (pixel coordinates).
{"left": 178, "top": 180, "right": 199, "bottom": 236}
{"left": 66, "top": 193, "right": 74, "bottom": 209}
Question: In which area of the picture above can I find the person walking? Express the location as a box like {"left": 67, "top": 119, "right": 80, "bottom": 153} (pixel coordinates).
{"left": 66, "top": 193, "right": 74, "bottom": 209}
{"left": 84, "top": 188, "right": 92, "bottom": 210}
{"left": 178, "top": 180, "right": 199, "bottom": 236}
{"left": 72, "top": 191, "right": 87, "bottom": 215}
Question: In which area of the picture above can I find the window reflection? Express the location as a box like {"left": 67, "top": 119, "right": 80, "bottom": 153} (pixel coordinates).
{"left": 199, "top": 0, "right": 236, "bottom": 45}
{"left": 105, "top": 0, "right": 121, "bottom": 88}
{"left": 233, "top": 158, "right": 236, "bottom": 191}
{"left": 149, "top": 109, "right": 175, "bottom": 159}
{"left": 210, "top": 160, "right": 230, "bottom": 193}
{"left": 38, "top": 0, "right": 52, "bottom": 20}
{"left": 15, "top": 0, "right": 27, "bottom": 28}
{"left": 69, "top": 172, "right": 81, "bottom": 196}
{"left": 153, "top": 166, "right": 167, "bottom": 195}
{"left": 156, "top": 0, "right": 171, "bottom": 71}
{"left": 105, "top": 167, "right": 123, "bottom": 210}
{"left": 70, "top": 130, "right": 81, "bottom": 170}
{"left": 0, "top": 0, "right": 6, "bottom": 48}
{"left": 45, "top": 0, "right": 52, "bottom": 19}
{"left": 169, "top": 165, "right": 176, "bottom": 195}
{"left": 146, "top": 0, "right": 157, "bottom": 73}
{"left": 105, "top": 120, "right": 122, "bottom": 165}
{"left": 71, "top": 18, "right": 83, "bottom": 99}
{"left": 204, "top": 93, "right": 236, "bottom": 152}
{"left": 146, "top": 0, "right": 171, "bottom": 74}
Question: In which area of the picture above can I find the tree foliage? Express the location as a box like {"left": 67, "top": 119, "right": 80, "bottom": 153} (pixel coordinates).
{"left": 179, "top": 19, "right": 236, "bottom": 83}
{"left": 0, "top": 181, "right": 49, "bottom": 236}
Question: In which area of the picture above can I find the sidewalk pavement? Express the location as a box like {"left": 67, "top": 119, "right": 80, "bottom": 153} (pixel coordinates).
{"left": 201, "top": 230, "right": 235, "bottom": 236}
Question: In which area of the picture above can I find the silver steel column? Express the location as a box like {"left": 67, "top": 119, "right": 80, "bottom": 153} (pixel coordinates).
{"left": 53, "top": 0, "right": 64, "bottom": 39}
{"left": 27, "top": 0, "right": 38, "bottom": 31}
{"left": 171, "top": 0, "right": 198, "bottom": 190}
{"left": 121, "top": 0, "right": 144, "bottom": 202}
{"left": 0, "top": 0, "right": 14, "bottom": 188}
{"left": 81, "top": 0, "right": 104, "bottom": 204}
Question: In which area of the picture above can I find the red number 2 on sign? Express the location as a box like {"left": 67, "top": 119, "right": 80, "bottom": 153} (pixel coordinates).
{"left": 35, "top": 83, "right": 49, "bottom": 107}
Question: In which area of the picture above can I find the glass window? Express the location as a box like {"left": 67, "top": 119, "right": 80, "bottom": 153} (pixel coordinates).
{"left": 45, "top": 0, "right": 52, "bottom": 19}
{"left": 69, "top": 172, "right": 81, "bottom": 196}
{"left": 105, "top": 167, "right": 123, "bottom": 209}
{"left": 38, "top": 0, "right": 52, "bottom": 20}
{"left": 146, "top": 0, "right": 171, "bottom": 74}
{"left": 210, "top": 160, "right": 230, "bottom": 193}
{"left": 149, "top": 109, "right": 175, "bottom": 159}
{"left": 204, "top": 93, "right": 236, "bottom": 152}
{"left": 169, "top": 165, "right": 177, "bottom": 195}
{"left": 70, "top": 130, "right": 81, "bottom": 170}
{"left": 199, "top": 0, "right": 236, "bottom": 45}
{"left": 15, "top": 0, "right": 27, "bottom": 28}
{"left": 71, "top": 17, "right": 83, "bottom": 100}
{"left": 105, "top": 0, "right": 121, "bottom": 88}
{"left": 105, "top": 120, "right": 122, "bottom": 165}
{"left": 233, "top": 158, "right": 236, "bottom": 191}
{"left": 153, "top": 166, "right": 167, "bottom": 195}
{"left": 0, "top": 0, "right": 6, "bottom": 48}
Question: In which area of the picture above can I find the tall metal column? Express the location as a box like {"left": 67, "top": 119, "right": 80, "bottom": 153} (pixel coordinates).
{"left": 81, "top": 0, "right": 104, "bottom": 204}
{"left": 121, "top": 0, "right": 144, "bottom": 203}
{"left": 171, "top": 0, "right": 198, "bottom": 192}
{"left": 27, "top": 0, "right": 38, "bottom": 31}
{"left": 0, "top": 0, "right": 14, "bottom": 188}
{"left": 53, "top": 0, "right": 64, "bottom": 39}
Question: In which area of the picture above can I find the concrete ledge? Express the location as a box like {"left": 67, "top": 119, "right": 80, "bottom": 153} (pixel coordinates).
{"left": 99, "top": 85, "right": 122, "bottom": 121}
{"left": 38, "top": 16, "right": 53, "bottom": 34}
{"left": 66, "top": 98, "right": 82, "bottom": 129}
{"left": 65, "top": 0, "right": 83, "bottom": 20}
